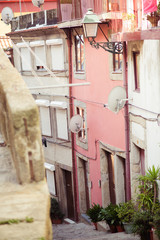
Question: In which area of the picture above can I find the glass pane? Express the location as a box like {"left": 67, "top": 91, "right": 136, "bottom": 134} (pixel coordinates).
{"left": 75, "top": 35, "right": 84, "bottom": 71}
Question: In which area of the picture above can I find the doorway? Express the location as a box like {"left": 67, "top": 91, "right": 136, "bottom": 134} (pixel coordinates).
{"left": 106, "top": 152, "right": 116, "bottom": 204}
{"left": 77, "top": 157, "right": 89, "bottom": 213}
{"left": 100, "top": 148, "right": 126, "bottom": 206}
{"left": 64, "top": 170, "right": 74, "bottom": 219}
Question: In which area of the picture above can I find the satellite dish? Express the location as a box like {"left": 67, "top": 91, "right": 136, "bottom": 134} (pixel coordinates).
{"left": 1, "top": 7, "right": 13, "bottom": 25}
{"left": 32, "top": 0, "right": 44, "bottom": 8}
{"left": 108, "top": 86, "right": 127, "bottom": 113}
{"left": 69, "top": 115, "right": 83, "bottom": 133}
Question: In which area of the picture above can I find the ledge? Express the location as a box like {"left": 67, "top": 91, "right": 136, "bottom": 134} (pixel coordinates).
{"left": 111, "top": 27, "right": 160, "bottom": 42}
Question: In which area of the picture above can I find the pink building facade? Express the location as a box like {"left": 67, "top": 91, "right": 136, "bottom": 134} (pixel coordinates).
{"left": 63, "top": 8, "right": 127, "bottom": 219}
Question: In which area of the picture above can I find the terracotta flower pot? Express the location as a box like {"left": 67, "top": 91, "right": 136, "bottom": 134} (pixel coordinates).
{"left": 93, "top": 222, "right": 98, "bottom": 230}
{"left": 51, "top": 218, "right": 62, "bottom": 224}
{"left": 109, "top": 224, "right": 117, "bottom": 233}
{"left": 116, "top": 224, "right": 124, "bottom": 232}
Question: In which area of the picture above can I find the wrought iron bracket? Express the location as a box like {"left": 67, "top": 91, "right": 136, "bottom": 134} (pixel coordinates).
{"left": 88, "top": 37, "right": 123, "bottom": 54}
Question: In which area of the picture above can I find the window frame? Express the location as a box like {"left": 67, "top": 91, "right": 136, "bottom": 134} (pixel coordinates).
{"left": 75, "top": 34, "right": 84, "bottom": 72}
{"left": 45, "top": 162, "right": 57, "bottom": 196}
{"left": 30, "top": 40, "right": 47, "bottom": 72}
{"left": 133, "top": 51, "right": 140, "bottom": 92}
{"left": 76, "top": 107, "right": 86, "bottom": 141}
{"left": 46, "top": 39, "right": 65, "bottom": 72}
{"left": 35, "top": 99, "right": 52, "bottom": 137}
{"left": 74, "top": 100, "right": 88, "bottom": 150}
{"left": 113, "top": 52, "right": 123, "bottom": 73}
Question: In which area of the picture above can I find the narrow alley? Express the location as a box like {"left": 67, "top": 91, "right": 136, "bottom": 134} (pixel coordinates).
{"left": 52, "top": 222, "right": 140, "bottom": 240}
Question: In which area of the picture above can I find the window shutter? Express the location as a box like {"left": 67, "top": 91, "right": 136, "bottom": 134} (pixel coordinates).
{"left": 56, "top": 108, "right": 68, "bottom": 140}
{"left": 35, "top": 99, "right": 51, "bottom": 136}
{"left": 21, "top": 48, "right": 31, "bottom": 71}
{"left": 39, "top": 106, "right": 51, "bottom": 136}
{"left": 51, "top": 45, "right": 64, "bottom": 70}
{"left": 35, "top": 46, "right": 46, "bottom": 67}
{"left": 44, "top": 162, "right": 56, "bottom": 196}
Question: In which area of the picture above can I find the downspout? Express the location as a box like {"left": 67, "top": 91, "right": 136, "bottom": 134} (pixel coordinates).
{"left": 123, "top": 41, "right": 131, "bottom": 201}
{"left": 67, "top": 28, "right": 79, "bottom": 222}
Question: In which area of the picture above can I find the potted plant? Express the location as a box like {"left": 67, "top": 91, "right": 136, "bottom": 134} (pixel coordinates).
{"left": 50, "top": 198, "right": 64, "bottom": 224}
{"left": 122, "top": 13, "right": 136, "bottom": 32}
{"left": 132, "top": 210, "right": 153, "bottom": 240}
{"left": 152, "top": 204, "right": 160, "bottom": 240}
{"left": 116, "top": 200, "right": 135, "bottom": 234}
{"left": 86, "top": 203, "right": 102, "bottom": 230}
{"left": 147, "top": 2, "right": 160, "bottom": 27}
{"left": 99, "top": 203, "right": 122, "bottom": 233}
{"left": 135, "top": 166, "right": 160, "bottom": 240}
{"left": 136, "top": 165, "right": 160, "bottom": 221}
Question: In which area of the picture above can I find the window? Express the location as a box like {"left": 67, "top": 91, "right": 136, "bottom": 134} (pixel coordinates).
{"left": 30, "top": 41, "right": 46, "bottom": 71}
{"left": 16, "top": 42, "right": 32, "bottom": 72}
{"left": 35, "top": 46, "right": 46, "bottom": 70}
{"left": 133, "top": 51, "right": 140, "bottom": 91}
{"left": 45, "top": 162, "right": 56, "bottom": 196}
{"left": 35, "top": 99, "right": 52, "bottom": 137}
{"left": 50, "top": 101, "right": 69, "bottom": 141}
{"left": 21, "top": 47, "right": 32, "bottom": 71}
{"left": 74, "top": 100, "right": 88, "bottom": 149}
{"left": 107, "top": 0, "right": 126, "bottom": 12}
{"left": 46, "top": 39, "right": 65, "bottom": 71}
{"left": 75, "top": 35, "right": 84, "bottom": 72}
{"left": 77, "top": 107, "right": 86, "bottom": 141}
{"left": 108, "top": 0, "right": 120, "bottom": 11}
{"left": 36, "top": 99, "right": 69, "bottom": 141}
{"left": 113, "top": 52, "right": 122, "bottom": 72}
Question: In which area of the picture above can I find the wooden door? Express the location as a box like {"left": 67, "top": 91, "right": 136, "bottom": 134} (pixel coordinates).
{"left": 65, "top": 170, "right": 74, "bottom": 219}
{"left": 107, "top": 152, "right": 116, "bottom": 204}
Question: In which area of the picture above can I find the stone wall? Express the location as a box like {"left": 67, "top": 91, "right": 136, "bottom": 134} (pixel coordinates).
{"left": 0, "top": 48, "right": 45, "bottom": 184}
{"left": 0, "top": 48, "right": 52, "bottom": 240}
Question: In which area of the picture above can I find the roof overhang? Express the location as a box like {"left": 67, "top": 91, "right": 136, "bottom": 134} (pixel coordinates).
{"left": 112, "top": 28, "right": 160, "bottom": 42}
{"left": 6, "top": 25, "right": 59, "bottom": 37}
{"left": 57, "top": 19, "right": 82, "bottom": 29}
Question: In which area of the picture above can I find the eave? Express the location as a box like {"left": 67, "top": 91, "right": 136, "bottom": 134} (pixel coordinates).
{"left": 111, "top": 28, "right": 160, "bottom": 42}
{"left": 6, "top": 25, "right": 58, "bottom": 38}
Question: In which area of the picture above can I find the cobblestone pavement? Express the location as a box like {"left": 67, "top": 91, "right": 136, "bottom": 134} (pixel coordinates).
{"left": 52, "top": 223, "right": 140, "bottom": 240}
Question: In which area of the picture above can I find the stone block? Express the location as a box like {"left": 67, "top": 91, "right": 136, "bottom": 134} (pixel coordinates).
{"left": 0, "top": 48, "right": 45, "bottom": 184}
{"left": 0, "top": 181, "right": 52, "bottom": 240}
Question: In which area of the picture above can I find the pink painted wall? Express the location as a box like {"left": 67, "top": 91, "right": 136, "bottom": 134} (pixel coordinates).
{"left": 0, "top": 1, "right": 57, "bottom": 13}
{"left": 72, "top": 25, "right": 125, "bottom": 207}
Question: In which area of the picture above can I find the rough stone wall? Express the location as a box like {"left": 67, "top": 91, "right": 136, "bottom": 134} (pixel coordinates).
{"left": 0, "top": 48, "right": 52, "bottom": 240}
{"left": 0, "top": 133, "right": 18, "bottom": 183}
{"left": 0, "top": 48, "right": 45, "bottom": 184}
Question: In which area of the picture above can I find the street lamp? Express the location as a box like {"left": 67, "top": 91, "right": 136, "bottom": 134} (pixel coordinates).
{"left": 82, "top": 9, "right": 123, "bottom": 54}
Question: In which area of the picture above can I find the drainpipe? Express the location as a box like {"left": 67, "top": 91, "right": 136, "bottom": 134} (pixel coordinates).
{"left": 67, "top": 28, "right": 79, "bottom": 222}
{"left": 123, "top": 41, "right": 131, "bottom": 201}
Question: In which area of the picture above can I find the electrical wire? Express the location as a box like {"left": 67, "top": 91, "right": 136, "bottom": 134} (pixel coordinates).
{"left": 129, "top": 112, "right": 157, "bottom": 122}
{"left": 74, "top": 139, "right": 99, "bottom": 161}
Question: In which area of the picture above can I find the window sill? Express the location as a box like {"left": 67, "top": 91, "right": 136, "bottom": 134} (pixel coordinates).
{"left": 111, "top": 70, "right": 122, "bottom": 74}
{"left": 133, "top": 89, "right": 140, "bottom": 93}
{"left": 78, "top": 137, "right": 87, "bottom": 144}
{"left": 74, "top": 71, "right": 86, "bottom": 80}
{"left": 74, "top": 71, "right": 85, "bottom": 74}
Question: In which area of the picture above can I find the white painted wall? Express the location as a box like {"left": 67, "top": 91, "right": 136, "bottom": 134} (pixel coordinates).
{"left": 128, "top": 40, "right": 160, "bottom": 170}
{"left": 146, "top": 121, "right": 160, "bottom": 168}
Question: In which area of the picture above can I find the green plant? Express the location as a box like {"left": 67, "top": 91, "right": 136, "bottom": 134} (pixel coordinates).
{"left": 99, "top": 203, "right": 120, "bottom": 226}
{"left": 132, "top": 210, "right": 153, "bottom": 240}
{"left": 25, "top": 217, "right": 34, "bottom": 223}
{"left": 0, "top": 217, "right": 34, "bottom": 225}
{"left": 50, "top": 198, "right": 64, "bottom": 220}
{"left": 137, "top": 166, "right": 160, "bottom": 211}
{"left": 122, "top": 13, "right": 135, "bottom": 20}
{"left": 86, "top": 203, "right": 102, "bottom": 223}
{"left": 116, "top": 200, "right": 135, "bottom": 223}
{"left": 152, "top": 204, "right": 160, "bottom": 239}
